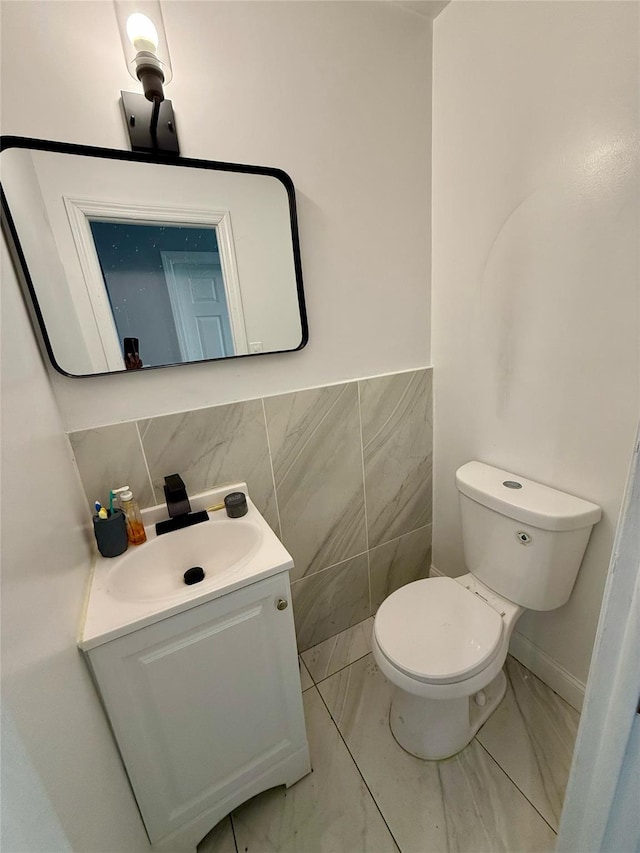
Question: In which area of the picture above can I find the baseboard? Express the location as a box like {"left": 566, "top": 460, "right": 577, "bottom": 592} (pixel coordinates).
{"left": 429, "top": 565, "right": 585, "bottom": 712}
{"left": 508, "top": 631, "right": 584, "bottom": 711}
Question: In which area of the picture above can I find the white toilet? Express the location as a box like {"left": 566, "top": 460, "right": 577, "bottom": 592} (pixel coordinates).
{"left": 372, "top": 460, "right": 601, "bottom": 760}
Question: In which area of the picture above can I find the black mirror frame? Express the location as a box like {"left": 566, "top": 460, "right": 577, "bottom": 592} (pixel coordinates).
{"left": 0, "top": 135, "right": 308, "bottom": 378}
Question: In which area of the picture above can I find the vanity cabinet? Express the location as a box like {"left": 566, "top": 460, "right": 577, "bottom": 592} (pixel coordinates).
{"left": 86, "top": 571, "right": 310, "bottom": 851}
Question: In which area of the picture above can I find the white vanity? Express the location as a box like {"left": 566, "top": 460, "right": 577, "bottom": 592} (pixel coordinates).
{"left": 79, "top": 484, "right": 310, "bottom": 852}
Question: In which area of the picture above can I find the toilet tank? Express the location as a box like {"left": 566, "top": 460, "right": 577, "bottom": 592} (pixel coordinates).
{"left": 456, "top": 462, "right": 601, "bottom": 611}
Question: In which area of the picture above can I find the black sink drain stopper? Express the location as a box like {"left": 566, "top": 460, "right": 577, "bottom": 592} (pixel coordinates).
{"left": 183, "top": 566, "right": 205, "bottom": 585}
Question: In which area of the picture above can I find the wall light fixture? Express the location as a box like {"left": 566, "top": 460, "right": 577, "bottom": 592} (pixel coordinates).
{"left": 115, "top": 1, "right": 180, "bottom": 155}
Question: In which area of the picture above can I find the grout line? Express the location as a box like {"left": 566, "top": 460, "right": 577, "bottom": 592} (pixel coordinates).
{"left": 300, "top": 615, "right": 374, "bottom": 675}
{"left": 474, "top": 738, "right": 558, "bottom": 835}
{"left": 261, "top": 397, "right": 282, "bottom": 539}
{"left": 290, "top": 548, "right": 371, "bottom": 588}
{"left": 370, "top": 521, "right": 433, "bottom": 555}
{"left": 357, "top": 381, "right": 373, "bottom": 617}
{"left": 291, "top": 522, "right": 433, "bottom": 592}
{"left": 135, "top": 420, "right": 158, "bottom": 505}
{"left": 357, "top": 381, "right": 370, "bottom": 553}
{"left": 314, "top": 685, "right": 402, "bottom": 852}
{"left": 500, "top": 660, "right": 562, "bottom": 812}
{"left": 308, "top": 649, "right": 373, "bottom": 688}
{"left": 228, "top": 812, "right": 239, "bottom": 853}
{"left": 299, "top": 656, "right": 315, "bottom": 691}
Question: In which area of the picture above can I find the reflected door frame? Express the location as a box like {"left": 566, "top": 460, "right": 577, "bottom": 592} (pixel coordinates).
{"left": 63, "top": 197, "right": 243, "bottom": 370}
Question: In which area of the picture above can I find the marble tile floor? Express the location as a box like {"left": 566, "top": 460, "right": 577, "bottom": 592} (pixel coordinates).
{"left": 199, "top": 618, "right": 579, "bottom": 853}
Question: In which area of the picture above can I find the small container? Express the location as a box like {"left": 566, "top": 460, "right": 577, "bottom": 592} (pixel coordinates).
{"left": 113, "top": 486, "right": 147, "bottom": 545}
{"left": 93, "top": 509, "right": 128, "bottom": 558}
{"left": 224, "top": 491, "right": 248, "bottom": 518}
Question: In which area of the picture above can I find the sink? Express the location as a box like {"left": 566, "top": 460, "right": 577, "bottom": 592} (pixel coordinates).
{"left": 106, "top": 519, "right": 262, "bottom": 603}
{"left": 79, "top": 483, "right": 295, "bottom": 651}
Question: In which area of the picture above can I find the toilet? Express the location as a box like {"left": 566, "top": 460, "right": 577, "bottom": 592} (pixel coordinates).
{"left": 372, "top": 460, "right": 601, "bottom": 760}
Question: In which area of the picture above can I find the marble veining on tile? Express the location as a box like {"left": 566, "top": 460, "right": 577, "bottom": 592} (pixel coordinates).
{"left": 360, "top": 369, "right": 433, "bottom": 549}
{"left": 369, "top": 524, "right": 432, "bottom": 612}
{"left": 319, "top": 654, "right": 556, "bottom": 853}
{"left": 301, "top": 617, "right": 374, "bottom": 683}
{"left": 231, "top": 688, "right": 398, "bottom": 853}
{"left": 138, "top": 400, "right": 279, "bottom": 533}
{"left": 69, "top": 422, "right": 155, "bottom": 510}
{"left": 264, "top": 383, "right": 366, "bottom": 580}
{"left": 477, "top": 655, "right": 580, "bottom": 830}
{"left": 291, "top": 554, "right": 370, "bottom": 651}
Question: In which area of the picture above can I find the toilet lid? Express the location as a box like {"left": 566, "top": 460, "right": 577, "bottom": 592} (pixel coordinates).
{"left": 374, "top": 577, "right": 504, "bottom": 684}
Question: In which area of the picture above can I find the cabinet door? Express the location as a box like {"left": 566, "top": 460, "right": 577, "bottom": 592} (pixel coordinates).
{"left": 88, "top": 573, "right": 306, "bottom": 843}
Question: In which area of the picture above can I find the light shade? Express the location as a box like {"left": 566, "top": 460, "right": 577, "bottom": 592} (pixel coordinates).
{"left": 114, "top": 0, "right": 173, "bottom": 86}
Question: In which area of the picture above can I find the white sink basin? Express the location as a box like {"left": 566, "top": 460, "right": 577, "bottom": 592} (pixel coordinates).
{"left": 106, "top": 519, "right": 262, "bottom": 603}
{"left": 79, "top": 483, "right": 294, "bottom": 651}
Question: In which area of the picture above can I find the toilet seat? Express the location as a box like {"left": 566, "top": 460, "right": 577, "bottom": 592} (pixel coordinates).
{"left": 374, "top": 577, "right": 504, "bottom": 684}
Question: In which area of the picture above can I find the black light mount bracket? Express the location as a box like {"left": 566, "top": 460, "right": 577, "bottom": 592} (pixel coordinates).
{"left": 121, "top": 90, "right": 180, "bottom": 156}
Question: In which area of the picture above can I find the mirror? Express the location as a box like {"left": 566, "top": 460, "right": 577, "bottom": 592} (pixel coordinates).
{"left": 0, "top": 138, "right": 307, "bottom": 376}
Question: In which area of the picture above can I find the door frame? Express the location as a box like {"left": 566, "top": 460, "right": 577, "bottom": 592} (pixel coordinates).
{"left": 63, "top": 197, "right": 244, "bottom": 368}
{"left": 557, "top": 423, "right": 640, "bottom": 852}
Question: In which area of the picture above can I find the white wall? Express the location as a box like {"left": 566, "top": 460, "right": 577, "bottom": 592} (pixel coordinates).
{"left": 432, "top": 0, "right": 639, "bottom": 700}
{"left": 0, "top": 242, "right": 152, "bottom": 851}
{"left": 2, "top": 705, "right": 73, "bottom": 852}
{"left": 0, "top": 0, "right": 433, "bottom": 431}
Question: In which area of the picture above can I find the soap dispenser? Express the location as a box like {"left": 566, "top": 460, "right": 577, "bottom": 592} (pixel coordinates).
{"left": 113, "top": 486, "right": 147, "bottom": 545}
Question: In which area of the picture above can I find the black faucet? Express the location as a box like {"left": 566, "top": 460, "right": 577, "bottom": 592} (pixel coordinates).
{"left": 164, "top": 473, "right": 191, "bottom": 518}
{"left": 155, "top": 473, "right": 209, "bottom": 536}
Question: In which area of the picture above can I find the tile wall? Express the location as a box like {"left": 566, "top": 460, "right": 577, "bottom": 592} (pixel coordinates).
{"left": 69, "top": 368, "right": 433, "bottom": 650}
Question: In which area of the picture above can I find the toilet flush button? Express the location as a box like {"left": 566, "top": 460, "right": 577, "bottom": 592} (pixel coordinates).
{"left": 503, "top": 480, "right": 523, "bottom": 489}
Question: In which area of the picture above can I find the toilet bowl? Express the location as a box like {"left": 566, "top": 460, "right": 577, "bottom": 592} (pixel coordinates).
{"left": 372, "top": 461, "right": 601, "bottom": 761}
{"left": 372, "top": 574, "right": 523, "bottom": 759}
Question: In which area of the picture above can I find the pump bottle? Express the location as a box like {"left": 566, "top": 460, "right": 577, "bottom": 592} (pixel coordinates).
{"left": 113, "top": 486, "right": 147, "bottom": 545}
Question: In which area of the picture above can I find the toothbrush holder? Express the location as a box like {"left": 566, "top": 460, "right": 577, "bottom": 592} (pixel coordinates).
{"left": 93, "top": 509, "right": 128, "bottom": 558}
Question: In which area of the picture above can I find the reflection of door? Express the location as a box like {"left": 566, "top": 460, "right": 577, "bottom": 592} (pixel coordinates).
{"left": 162, "top": 251, "right": 244, "bottom": 360}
